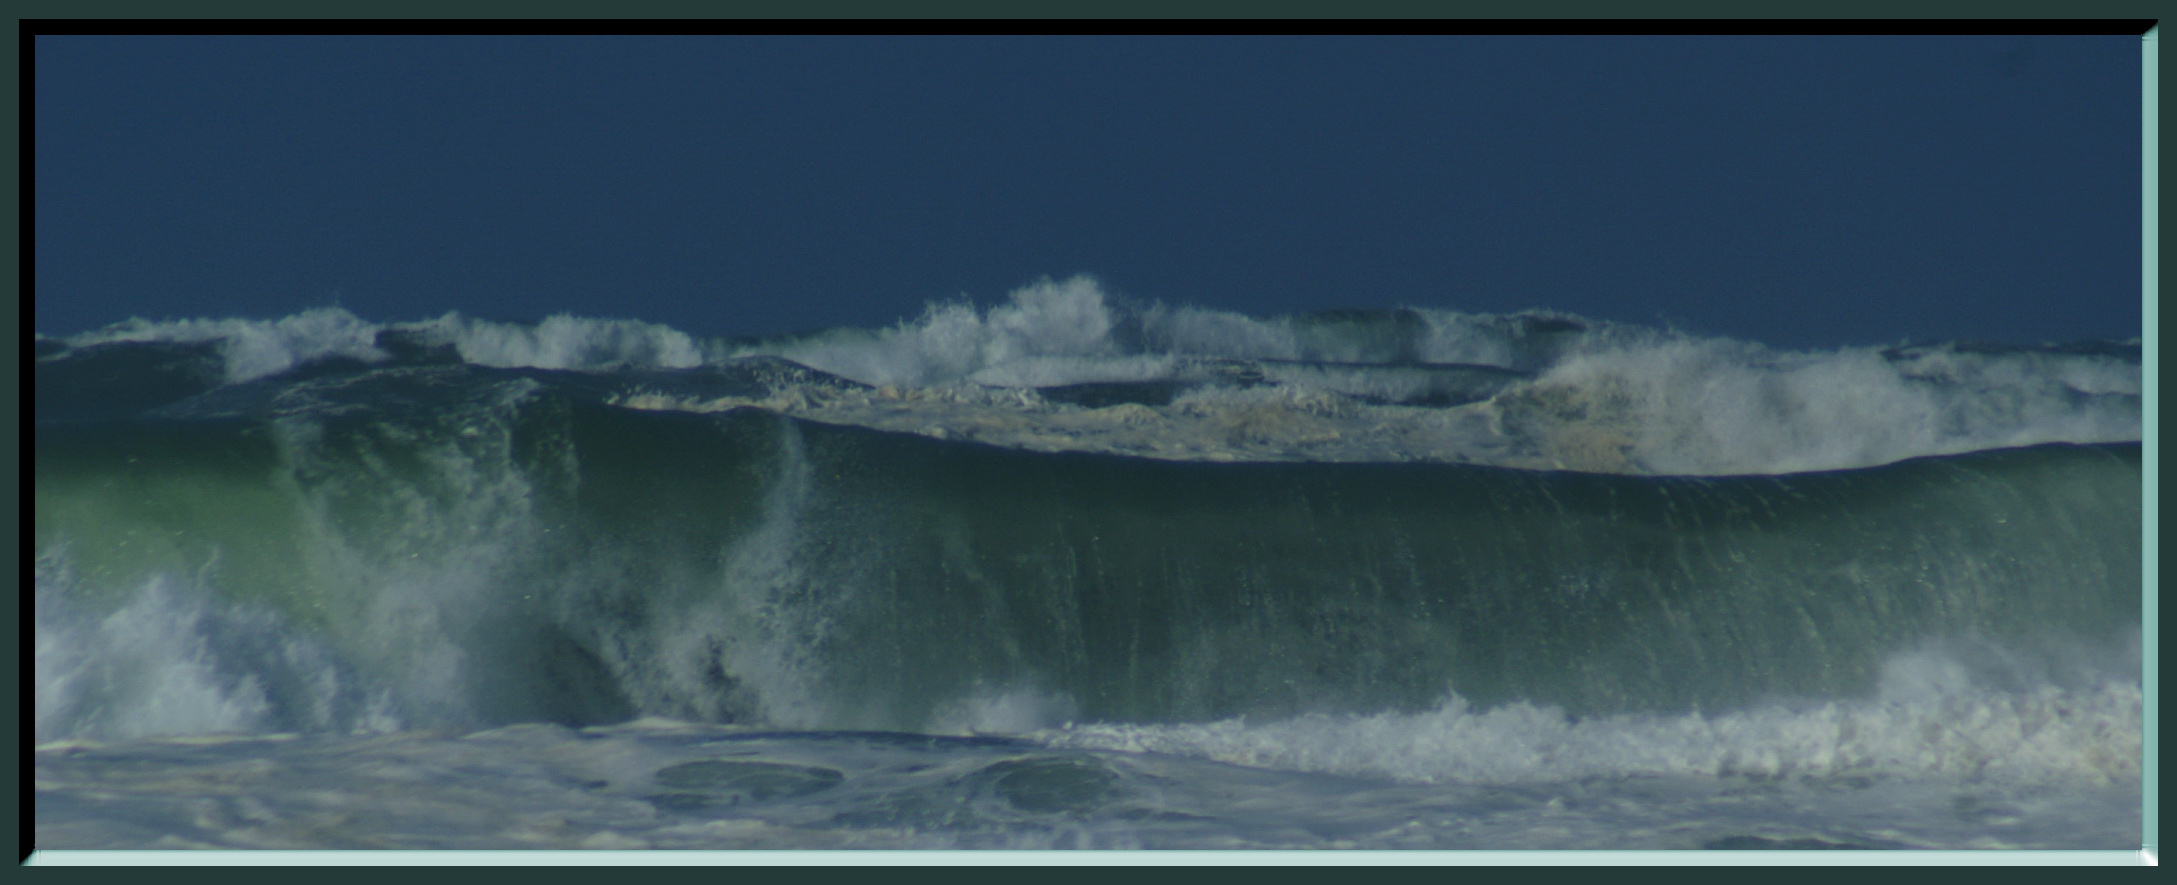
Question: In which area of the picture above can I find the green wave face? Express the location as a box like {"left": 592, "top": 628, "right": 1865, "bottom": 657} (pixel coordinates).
{"left": 34, "top": 367, "right": 2142, "bottom": 732}
{"left": 760, "top": 419, "right": 2139, "bottom": 725}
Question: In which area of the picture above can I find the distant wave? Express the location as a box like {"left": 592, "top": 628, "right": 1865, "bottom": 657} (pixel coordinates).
{"left": 41, "top": 275, "right": 2141, "bottom": 475}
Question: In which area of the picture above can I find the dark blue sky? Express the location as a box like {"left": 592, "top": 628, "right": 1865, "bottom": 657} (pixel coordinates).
{"left": 34, "top": 35, "right": 2144, "bottom": 348}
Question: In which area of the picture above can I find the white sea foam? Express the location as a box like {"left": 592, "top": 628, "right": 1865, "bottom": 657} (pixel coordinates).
{"left": 67, "top": 307, "right": 391, "bottom": 383}
{"left": 705, "top": 278, "right": 2138, "bottom": 474}
{"left": 741, "top": 277, "right": 1125, "bottom": 387}
{"left": 1514, "top": 338, "right": 2144, "bottom": 475}
{"left": 32, "top": 553, "right": 397, "bottom": 744}
{"left": 1039, "top": 644, "right": 2142, "bottom": 788}
{"left": 58, "top": 276, "right": 2140, "bottom": 475}
{"left": 34, "top": 672, "right": 2144, "bottom": 850}
{"left": 427, "top": 312, "right": 709, "bottom": 371}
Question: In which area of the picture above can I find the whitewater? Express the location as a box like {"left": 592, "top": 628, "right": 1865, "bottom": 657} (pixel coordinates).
{"left": 32, "top": 277, "right": 2145, "bottom": 852}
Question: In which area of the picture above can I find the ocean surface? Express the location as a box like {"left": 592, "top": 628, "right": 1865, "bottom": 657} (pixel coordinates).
{"left": 33, "top": 278, "right": 2145, "bottom": 852}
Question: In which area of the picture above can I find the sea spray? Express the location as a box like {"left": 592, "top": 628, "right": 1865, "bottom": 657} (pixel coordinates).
{"left": 34, "top": 285, "right": 2142, "bottom": 849}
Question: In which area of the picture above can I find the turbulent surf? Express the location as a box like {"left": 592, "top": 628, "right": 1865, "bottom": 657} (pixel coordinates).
{"left": 33, "top": 278, "right": 2144, "bottom": 850}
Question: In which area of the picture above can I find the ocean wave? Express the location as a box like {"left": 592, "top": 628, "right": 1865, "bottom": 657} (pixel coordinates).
{"left": 43, "top": 277, "right": 2141, "bottom": 476}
